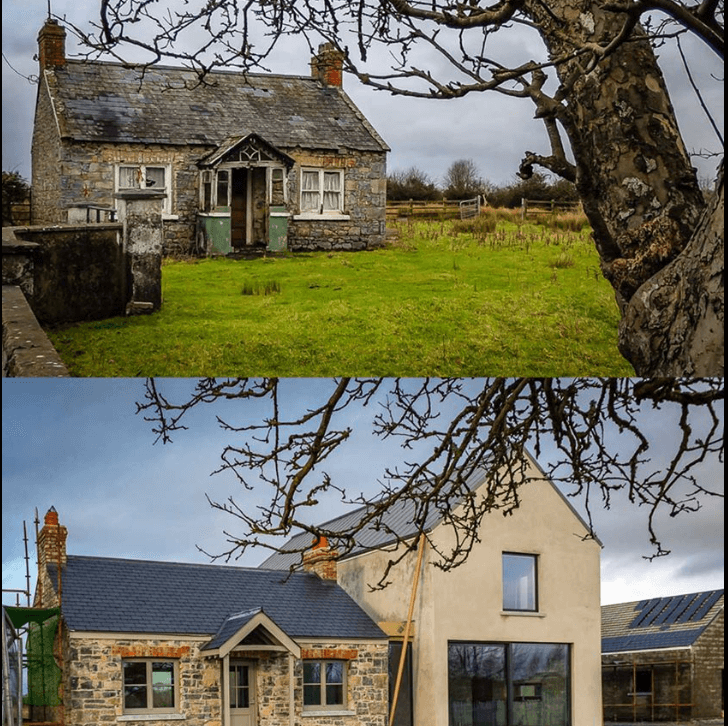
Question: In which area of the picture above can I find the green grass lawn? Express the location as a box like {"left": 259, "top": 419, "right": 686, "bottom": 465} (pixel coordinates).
{"left": 47, "top": 217, "right": 635, "bottom": 377}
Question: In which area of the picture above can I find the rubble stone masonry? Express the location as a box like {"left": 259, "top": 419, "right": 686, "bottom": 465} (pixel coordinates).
{"left": 61, "top": 635, "right": 387, "bottom": 726}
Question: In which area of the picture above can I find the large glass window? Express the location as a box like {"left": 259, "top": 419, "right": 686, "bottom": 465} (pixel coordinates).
{"left": 448, "top": 642, "right": 570, "bottom": 726}
{"left": 123, "top": 660, "right": 176, "bottom": 713}
{"left": 303, "top": 660, "right": 346, "bottom": 709}
{"left": 502, "top": 553, "right": 537, "bottom": 612}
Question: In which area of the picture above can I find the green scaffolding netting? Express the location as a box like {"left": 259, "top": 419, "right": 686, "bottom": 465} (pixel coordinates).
{"left": 3, "top": 607, "right": 61, "bottom": 707}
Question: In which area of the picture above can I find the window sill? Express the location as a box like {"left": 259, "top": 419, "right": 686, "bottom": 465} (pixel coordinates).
{"left": 293, "top": 213, "right": 350, "bottom": 221}
{"left": 162, "top": 214, "right": 179, "bottom": 221}
{"left": 118, "top": 715, "right": 185, "bottom": 721}
{"left": 302, "top": 710, "right": 356, "bottom": 718}
{"left": 500, "top": 610, "right": 546, "bottom": 618}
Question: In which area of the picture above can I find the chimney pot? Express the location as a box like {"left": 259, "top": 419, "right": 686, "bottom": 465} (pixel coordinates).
{"left": 311, "top": 43, "right": 344, "bottom": 88}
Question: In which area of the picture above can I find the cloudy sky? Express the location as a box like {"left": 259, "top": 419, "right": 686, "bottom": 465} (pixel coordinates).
{"left": 2, "top": 378, "right": 723, "bottom": 609}
{"left": 2, "top": 0, "right": 724, "bottom": 187}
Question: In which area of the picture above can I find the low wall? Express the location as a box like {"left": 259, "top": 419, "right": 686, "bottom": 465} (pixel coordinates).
{"left": 2, "top": 285, "right": 69, "bottom": 376}
{"left": 3, "top": 223, "right": 126, "bottom": 324}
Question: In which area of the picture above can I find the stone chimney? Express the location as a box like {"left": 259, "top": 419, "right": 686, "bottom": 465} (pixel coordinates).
{"left": 302, "top": 536, "right": 339, "bottom": 581}
{"left": 311, "top": 43, "right": 344, "bottom": 88}
{"left": 37, "top": 507, "right": 67, "bottom": 570}
{"left": 38, "top": 18, "right": 66, "bottom": 71}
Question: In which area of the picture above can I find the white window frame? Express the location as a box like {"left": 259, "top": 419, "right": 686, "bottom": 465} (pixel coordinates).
{"left": 299, "top": 168, "right": 344, "bottom": 215}
{"left": 302, "top": 660, "right": 347, "bottom": 711}
{"left": 117, "top": 164, "right": 173, "bottom": 216}
{"left": 122, "top": 659, "right": 179, "bottom": 715}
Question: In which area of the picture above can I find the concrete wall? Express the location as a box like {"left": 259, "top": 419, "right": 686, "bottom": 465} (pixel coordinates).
{"left": 336, "top": 457, "right": 603, "bottom": 726}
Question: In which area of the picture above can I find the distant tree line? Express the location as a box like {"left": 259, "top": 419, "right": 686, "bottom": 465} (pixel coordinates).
{"left": 387, "top": 159, "right": 579, "bottom": 208}
{"left": 2, "top": 171, "right": 31, "bottom": 226}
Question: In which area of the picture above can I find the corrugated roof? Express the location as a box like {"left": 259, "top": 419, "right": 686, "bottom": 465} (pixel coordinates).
{"left": 49, "top": 555, "right": 385, "bottom": 640}
{"left": 601, "top": 589, "right": 723, "bottom": 654}
{"left": 46, "top": 60, "right": 389, "bottom": 152}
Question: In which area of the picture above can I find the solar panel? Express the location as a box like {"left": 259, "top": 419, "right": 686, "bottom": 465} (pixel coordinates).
{"left": 676, "top": 592, "right": 710, "bottom": 623}
{"left": 687, "top": 590, "right": 724, "bottom": 622}
{"left": 654, "top": 593, "right": 691, "bottom": 626}
{"left": 630, "top": 597, "right": 670, "bottom": 628}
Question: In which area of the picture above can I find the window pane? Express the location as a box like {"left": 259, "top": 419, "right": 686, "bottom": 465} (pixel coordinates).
{"left": 303, "top": 661, "right": 321, "bottom": 684}
{"left": 304, "top": 685, "right": 321, "bottom": 706}
{"left": 510, "top": 643, "right": 569, "bottom": 726}
{"left": 123, "top": 661, "right": 147, "bottom": 684}
{"left": 302, "top": 171, "right": 320, "bottom": 191}
{"left": 448, "top": 643, "right": 506, "bottom": 726}
{"left": 503, "top": 554, "right": 537, "bottom": 611}
{"left": 151, "top": 662, "right": 174, "bottom": 708}
{"left": 119, "top": 166, "right": 140, "bottom": 189}
{"left": 326, "top": 662, "right": 343, "bottom": 684}
{"left": 388, "top": 642, "right": 413, "bottom": 726}
{"left": 124, "top": 685, "right": 147, "bottom": 709}
{"left": 145, "top": 167, "right": 166, "bottom": 189}
{"left": 326, "top": 684, "right": 344, "bottom": 705}
{"left": 216, "top": 170, "right": 229, "bottom": 207}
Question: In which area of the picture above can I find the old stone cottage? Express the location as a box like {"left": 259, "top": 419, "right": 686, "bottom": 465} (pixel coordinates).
{"left": 32, "top": 20, "right": 389, "bottom": 255}
{"left": 602, "top": 589, "right": 724, "bottom": 722}
{"left": 25, "top": 451, "right": 603, "bottom": 726}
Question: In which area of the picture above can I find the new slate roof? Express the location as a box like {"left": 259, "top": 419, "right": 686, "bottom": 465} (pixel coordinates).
{"left": 602, "top": 589, "right": 724, "bottom": 654}
{"left": 260, "top": 458, "right": 596, "bottom": 571}
{"left": 48, "top": 555, "right": 385, "bottom": 641}
{"left": 46, "top": 60, "right": 389, "bottom": 152}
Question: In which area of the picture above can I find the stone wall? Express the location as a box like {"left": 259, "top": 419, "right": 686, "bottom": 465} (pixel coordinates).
{"left": 692, "top": 610, "right": 724, "bottom": 718}
{"left": 63, "top": 635, "right": 222, "bottom": 726}
{"left": 4, "top": 224, "right": 126, "bottom": 325}
{"left": 58, "top": 635, "right": 387, "bottom": 726}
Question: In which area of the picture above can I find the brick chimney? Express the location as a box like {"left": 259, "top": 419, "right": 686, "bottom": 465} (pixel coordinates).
{"left": 38, "top": 507, "right": 67, "bottom": 569}
{"left": 302, "top": 536, "right": 339, "bottom": 580}
{"left": 38, "top": 18, "right": 66, "bottom": 71}
{"left": 311, "top": 43, "right": 344, "bottom": 88}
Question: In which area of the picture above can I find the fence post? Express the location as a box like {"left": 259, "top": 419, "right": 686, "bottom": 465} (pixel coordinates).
{"left": 521, "top": 198, "right": 526, "bottom": 221}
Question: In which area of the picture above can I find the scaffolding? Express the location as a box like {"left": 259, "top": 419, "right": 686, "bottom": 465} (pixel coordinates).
{"left": 602, "top": 656, "right": 693, "bottom": 723}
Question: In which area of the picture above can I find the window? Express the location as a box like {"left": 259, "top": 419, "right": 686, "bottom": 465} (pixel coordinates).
{"left": 303, "top": 660, "right": 346, "bottom": 709}
{"left": 300, "top": 169, "right": 343, "bottom": 213}
{"left": 389, "top": 642, "right": 414, "bottom": 726}
{"left": 448, "top": 642, "right": 570, "bottom": 726}
{"left": 502, "top": 553, "right": 537, "bottom": 611}
{"left": 117, "top": 164, "right": 172, "bottom": 214}
{"left": 123, "top": 660, "right": 177, "bottom": 713}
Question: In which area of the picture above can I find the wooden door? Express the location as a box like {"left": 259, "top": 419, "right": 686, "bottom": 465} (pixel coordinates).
{"left": 229, "top": 661, "right": 255, "bottom": 726}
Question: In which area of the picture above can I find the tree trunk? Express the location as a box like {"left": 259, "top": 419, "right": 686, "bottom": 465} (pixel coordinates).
{"left": 524, "top": 0, "right": 723, "bottom": 375}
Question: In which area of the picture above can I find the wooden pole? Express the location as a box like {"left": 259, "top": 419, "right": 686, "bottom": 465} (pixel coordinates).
{"left": 389, "top": 533, "right": 426, "bottom": 726}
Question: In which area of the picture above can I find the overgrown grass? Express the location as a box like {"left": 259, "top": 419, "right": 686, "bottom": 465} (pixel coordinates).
{"left": 47, "top": 215, "right": 634, "bottom": 377}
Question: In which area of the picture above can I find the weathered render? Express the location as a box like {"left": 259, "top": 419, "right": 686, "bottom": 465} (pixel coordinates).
{"left": 262, "top": 452, "right": 604, "bottom": 725}
{"left": 602, "top": 590, "right": 724, "bottom": 722}
{"left": 32, "top": 20, "right": 389, "bottom": 255}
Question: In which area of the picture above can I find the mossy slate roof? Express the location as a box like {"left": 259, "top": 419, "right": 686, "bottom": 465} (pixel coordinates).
{"left": 49, "top": 555, "right": 385, "bottom": 640}
{"left": 601, "top": 589, "right": 724, "bottom": 654}
{"left": 47, "top": 60, "right": 389, "bottom": 152}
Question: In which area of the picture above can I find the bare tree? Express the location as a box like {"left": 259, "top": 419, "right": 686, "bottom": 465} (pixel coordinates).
{"left": 443, "top": 159, "right": 486, "bottom": 200}
{"left": 66, "top": 0, "right": 723, "bottom": 376}
{"left": 137, "top": 377, "right": 723, "bottom": 588}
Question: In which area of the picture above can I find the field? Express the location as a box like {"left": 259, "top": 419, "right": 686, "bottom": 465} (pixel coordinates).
{"left": 46, "top": 211, "right": 635, "bottom": 377}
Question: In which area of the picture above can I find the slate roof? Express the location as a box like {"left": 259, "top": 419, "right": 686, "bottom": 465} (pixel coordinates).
{"left": 48, "top": 555, "right": 385, "bottom": 641}
{"left": 260, "top": 457, "right": 597, "bottom": 570}
{"left": 46, "top": 60, "right": 389, "bottom": 152}
{"left": 601, "top": 590, "right": 724, "bottom": 654}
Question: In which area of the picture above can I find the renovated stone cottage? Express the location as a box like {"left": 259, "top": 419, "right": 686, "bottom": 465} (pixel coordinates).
{"left": 31, "top": 20, "right": 389, "bottom": 254}
{"left": 31, "top": 509, "right": 388, "bottom": 726}
{"left": 602, "top": 589, "right": 724, "bottom": 722}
